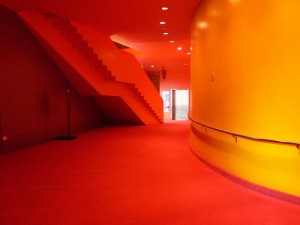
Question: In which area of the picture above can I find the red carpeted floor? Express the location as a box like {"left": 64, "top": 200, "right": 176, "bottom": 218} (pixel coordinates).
{"left": 0, "top": 121, "right": 300, "bottom": 225}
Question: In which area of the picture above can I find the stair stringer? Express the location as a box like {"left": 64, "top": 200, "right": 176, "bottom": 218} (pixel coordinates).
{"left": 37, "top": 9, "right": 163, "bottom": 123}
{"left": 72, "top": 22, "right": 163, "bottom": 122}
{"left": 40, "top": 13, "right": 162, "bottom": 124}
{"left": 18, "top": 10, "right": 161, "bottom": 124}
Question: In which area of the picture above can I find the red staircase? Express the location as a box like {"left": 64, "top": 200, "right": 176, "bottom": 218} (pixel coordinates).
{"left": 19, "top": 9, "right": 163, "bottom": 125}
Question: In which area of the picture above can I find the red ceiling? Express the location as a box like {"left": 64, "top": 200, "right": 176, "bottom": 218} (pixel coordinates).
{"left": 0, "top": 0, "right": 201, "bottom": 72}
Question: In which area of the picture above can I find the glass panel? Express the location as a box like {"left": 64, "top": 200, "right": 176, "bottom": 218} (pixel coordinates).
{"left": 175, "top": 90, "right": 189, "bottom": 120}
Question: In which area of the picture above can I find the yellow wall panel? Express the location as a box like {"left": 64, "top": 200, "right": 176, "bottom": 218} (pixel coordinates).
{"left": 190, "top": 0, "right": 300, "bottom": 196}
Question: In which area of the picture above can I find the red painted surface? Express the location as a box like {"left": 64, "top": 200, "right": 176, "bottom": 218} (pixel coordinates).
{"left": 160, "top": 67, "right": 191, "bottom": 91}
{"left": 0, "top": 6, "right": 107, "bottom": 152}
{"left": 96, "top": 95, "right": 143, "bottom": 125}
{"left": 19, "top": 9, "right": 163, "bottom": 124}
{"left": 75, "top": 22, "right": 163, "bottom": 123}
{"left": 1, "top": 121, "right": 299, "bottom": 224}
{"left": 0, "top": 0, "right": 197, "bottom": 90}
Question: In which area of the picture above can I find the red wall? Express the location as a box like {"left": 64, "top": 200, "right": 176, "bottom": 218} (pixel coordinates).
{"left": 0, "top": 6, "right": 108, "bottom": 153}
{"left": 160, "top": 67, "right": 190, "bottom": 91}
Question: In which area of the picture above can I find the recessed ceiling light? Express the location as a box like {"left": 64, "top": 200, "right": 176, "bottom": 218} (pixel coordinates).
{"left": 187, "top": 52, "right": 191, "bottom": 55}
{"left": 229, "top": 0, "right": 240, "bottom": 5}
{"left": 162, "top": 7, "right": 168, "bottom": 11}
{"left": 163, "top": 32, "right": 169, "bottom": 35}
{"left": 151, "top": 65, "right": 155, "bottom": 68}
{"left": 170, "top": 40, "right": 175, "bottom": 43}
{"left": 178, "top": 47, "right": 182, "bottom": 51}
{"left": 160, "top": 21, "right": 166, "bottom": 25}
{"left": 198, "top": 21, "right": 208, "bottom": 29}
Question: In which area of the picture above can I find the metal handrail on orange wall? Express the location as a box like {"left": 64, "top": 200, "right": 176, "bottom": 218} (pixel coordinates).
{"left": 188, "top": 114, "right": 300, "bottom": 149}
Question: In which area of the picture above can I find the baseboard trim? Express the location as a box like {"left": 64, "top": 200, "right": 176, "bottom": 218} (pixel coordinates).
{"left": 190, "top": 148, "right": 300, "bottom": 206}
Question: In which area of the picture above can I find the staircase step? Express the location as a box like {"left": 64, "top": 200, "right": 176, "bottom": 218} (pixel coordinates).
{"left": 20, "top": 9, "right": 163, "bottom": 124}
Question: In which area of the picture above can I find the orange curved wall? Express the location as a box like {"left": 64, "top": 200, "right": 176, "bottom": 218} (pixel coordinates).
{"left": 190, "top": 0, "right": 300, "bottom": 196}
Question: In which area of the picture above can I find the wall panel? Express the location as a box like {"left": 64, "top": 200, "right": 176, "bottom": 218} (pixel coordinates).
{"left": 190, "top": 0, "right": 300, "bottom": 196}
{"left": 0, "top": 6, "right": 107, "bottom": 152}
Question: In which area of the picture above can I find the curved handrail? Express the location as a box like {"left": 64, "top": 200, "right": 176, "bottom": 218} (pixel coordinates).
{"left": 189, "top": 114, "right": 300, "bottom": 148}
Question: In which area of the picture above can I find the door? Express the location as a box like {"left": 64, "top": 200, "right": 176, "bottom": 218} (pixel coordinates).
{"left": 171, "top": 89, "right": 189, "bottom": 120}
